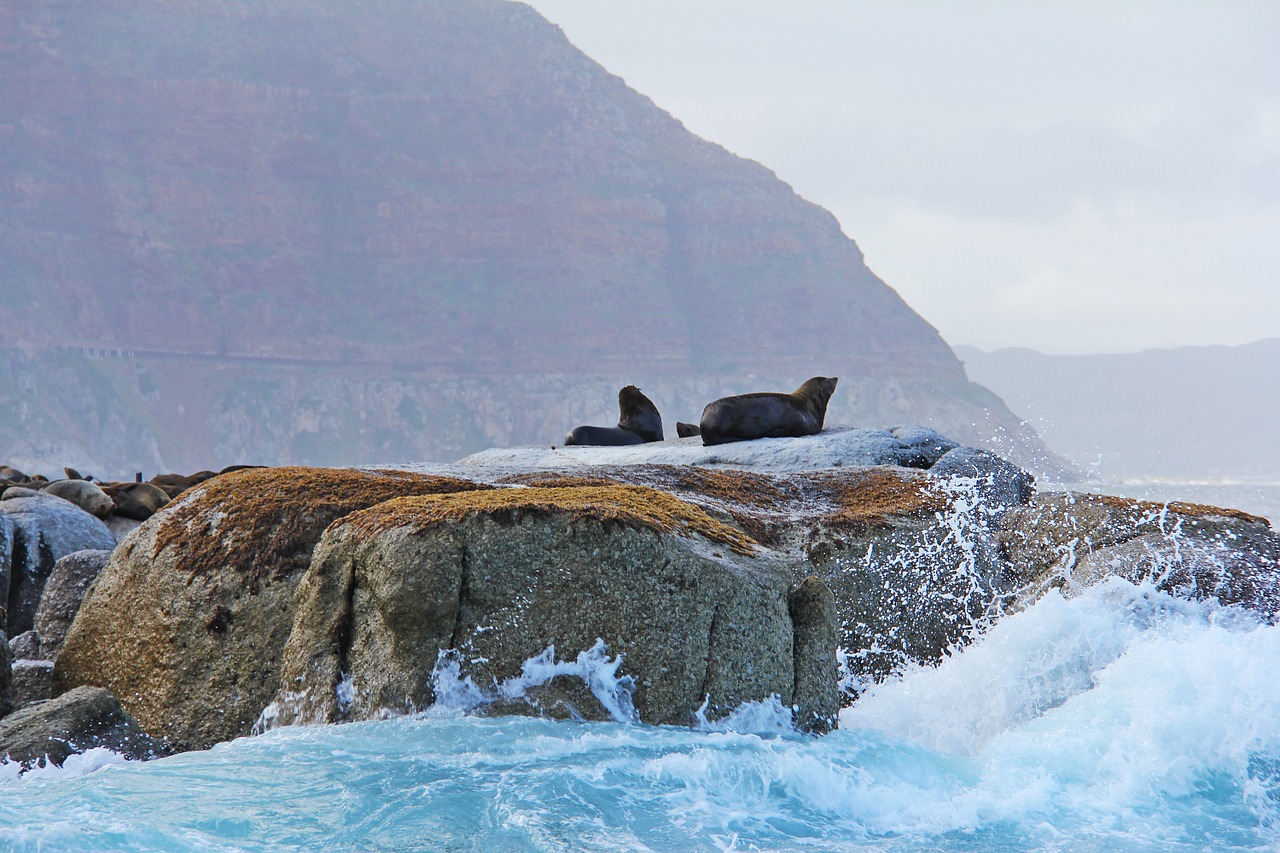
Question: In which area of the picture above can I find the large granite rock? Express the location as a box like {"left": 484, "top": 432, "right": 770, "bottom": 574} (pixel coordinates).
{"left": 0, "top": 492, "right": 115, "bottom": 635}
{"left": 54, "top": 467, "right": 493, "bottom": 752}
{"left": 34, "top": 431, "right": 1279, "bottom": 758}
{"left": 267, "top": 485, "right": 837, "bottom": 733}
{"left": 0, "top": 686, "right": 165, "bottom": 770}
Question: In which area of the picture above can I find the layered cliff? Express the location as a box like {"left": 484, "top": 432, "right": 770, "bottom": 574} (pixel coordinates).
{"left": 1, "top": 0, "right": 1047, "bottom": 473}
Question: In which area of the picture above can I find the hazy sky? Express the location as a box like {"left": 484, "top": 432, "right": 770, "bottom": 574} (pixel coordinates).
{"left": 525, "top": 1, "right": 1279, "bottom": 354}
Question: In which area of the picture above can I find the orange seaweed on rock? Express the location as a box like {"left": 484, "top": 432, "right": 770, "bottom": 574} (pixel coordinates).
{"left": 335, "top": 484, "right": 759, "bottom": 556}
{"left": 153, "top": 466, "right": 492, "bottom": 589}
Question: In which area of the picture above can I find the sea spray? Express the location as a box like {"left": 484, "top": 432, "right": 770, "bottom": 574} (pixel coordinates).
{"left": 1, "top": 580, "right": 1278, "bottom": 850}
{"left": 428, "top": 639, "right": 638, "bottom": 723}
{"left": 837, "top": 471, "right": 1008, "bottom": 697}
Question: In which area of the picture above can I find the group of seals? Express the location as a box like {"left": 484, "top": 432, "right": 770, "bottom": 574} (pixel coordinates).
{"left": 563, "top": 386, "right": 665, "bottom": 446}
{"left": 563, "top": 377, "right": 839, "bottom": 447}
{"left": 0, "top": 464, "right": 263, "bottom": 521}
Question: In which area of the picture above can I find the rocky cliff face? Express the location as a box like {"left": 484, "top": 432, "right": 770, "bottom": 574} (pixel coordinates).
{"left": 1, "top": 0, "right": 1047, "bottom": 473}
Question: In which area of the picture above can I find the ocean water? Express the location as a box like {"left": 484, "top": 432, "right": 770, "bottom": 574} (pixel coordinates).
{"left": 2, "top": 578, "right": 1278, "bottom": 852}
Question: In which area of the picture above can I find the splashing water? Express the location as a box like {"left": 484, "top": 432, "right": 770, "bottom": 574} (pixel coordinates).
{"left": 428, "top": 638, "right": 639, "bottom": 723}
{"left": 2, "top": 578, "right": 1277, "bottom": 851}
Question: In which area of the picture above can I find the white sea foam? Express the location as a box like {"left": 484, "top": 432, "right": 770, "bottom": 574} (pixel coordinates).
{"left": 426, "top": 638, "right": 639, "bottom": 723}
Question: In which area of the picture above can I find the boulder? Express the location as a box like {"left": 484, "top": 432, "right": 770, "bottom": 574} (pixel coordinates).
{"left": 1000, "top": 492, "right": 1280, "bottom": 615}
{"left": 7, "top": 660, "right": 53, "bottom": 710}
{"left": 104, "top": 515, "right": 142, "bottom": 544}
{"left": 54, "top": 466, "right": 494, "bottom": 751}
{"left": 8, "top": 630, "right": 40, "bottom": 660}
{"left": 0, "top": 685, "right": 165, "bottom": 770}
{"left": 268, "top": 485, "right": 837, "bottom": 732}
{"left": 798, "top": 468, "right": 1007, "bottom": 685}
{"left": 0, "top": 492, "right": 115, "bottom": 635}
{"left": 929, "top": 446, "right": 1035, "bottom": 509}
{"left": 34, "top": 549, "right": 112, "bottom": 660}
{"left": 0, "top": 630, "right": 9, "bottom": 715}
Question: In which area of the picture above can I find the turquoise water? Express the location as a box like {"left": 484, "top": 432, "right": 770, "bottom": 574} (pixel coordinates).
{"left": 2, "top": 578, "right": 1279, "bottom": 851}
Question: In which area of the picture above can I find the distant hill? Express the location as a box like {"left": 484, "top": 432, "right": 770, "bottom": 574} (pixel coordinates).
{"left": 0, "top": 0, "right": 1047, "bottom": 476}
{"left": 955, "top": 339, "right": 1280, "bottom": 481}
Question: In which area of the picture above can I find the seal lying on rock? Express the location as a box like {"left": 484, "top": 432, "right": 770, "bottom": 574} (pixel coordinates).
{"left": 41, "top": 479, "right": 116, "bottom": 519}
{"left": 698, "top": 377, "right": 839, "bottom": 446}
{"left": 564, "top": 386, "right": 664, "bottom": 446}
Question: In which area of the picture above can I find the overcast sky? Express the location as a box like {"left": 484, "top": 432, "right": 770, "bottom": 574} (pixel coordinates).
{"left": 525, "top": 1, "right": 1279, "bottom": 354}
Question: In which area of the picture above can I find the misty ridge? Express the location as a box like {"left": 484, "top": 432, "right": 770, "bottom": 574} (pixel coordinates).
{"left": 957, "top": 339, "right": 1280, "bottom": 483}
{"left": 0, "top": 0, "right": 1256, "bottom": 497}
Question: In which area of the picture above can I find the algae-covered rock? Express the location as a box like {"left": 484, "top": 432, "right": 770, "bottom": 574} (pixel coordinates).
{"left": 54, "top": 466, "right": 492, "bottom": 751}
{"left": 270, "top": 485, "right": 838, "bottom": 732}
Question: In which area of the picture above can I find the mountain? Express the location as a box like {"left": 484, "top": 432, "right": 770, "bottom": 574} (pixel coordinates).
{"left": 1, "top": 0, "right": 1047, "bottom": 477}
{"left": 955, "top": 339, "right": 1280, "bottom": 481}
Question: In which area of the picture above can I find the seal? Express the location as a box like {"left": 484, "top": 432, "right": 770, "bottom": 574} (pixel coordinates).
{"left": 564, "top": 385, "right": 664, "bottom": 446}
{"left": 103, "top": 481, "right": 172, "bottom": 521}
{"left": 41, "top": 478, "right": 117, "bottom": 519}
{"left": 698, "top": 376, "right": 839, "bottom": 446}
{"left": 676, "top": 422, "right": 701, "bottom": 438}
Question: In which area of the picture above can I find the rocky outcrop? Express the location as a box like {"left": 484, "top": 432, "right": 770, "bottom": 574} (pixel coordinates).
{"left": 27, "top": 428, "right": 1277, "bottom": 760}
{"left": 270, "top": 486, "right": 832, "bottom": 732}
{"left": 1000, "top": 492, "right": 1280, "bottom": 615}
{"left": 0, "top": 686, "right": 165, "bottom": 770}
{"left": 54, "top": 467, "right": 493, "bottom": 751}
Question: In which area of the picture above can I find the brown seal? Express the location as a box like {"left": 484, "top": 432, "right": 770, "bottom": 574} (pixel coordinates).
{"left": 698, "top": 377, "right": 838, "bottom": 446}
{"left": 41, "top": 478, "right": 117, "bottom": 519}
{"left": 676, "top": 422, "right": 701, "bottom": 439}
{"left": 103, "top": 481, "right": 172, "bottom": 521}
{"left": 564, "top": 385, "right": 664, "bottom": 446}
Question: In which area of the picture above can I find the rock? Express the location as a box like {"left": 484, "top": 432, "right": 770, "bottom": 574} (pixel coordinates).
{"left": 8, "top": 630, "right": 40, "bottom": 660}
{"left": 40, "top": 479, "right": 116, "bottom": 519}
{"left": 0, "top": 631, "right": 9, "bottom": 715}
{"left": 8, "top": 660, "right": 54, "bottom": 710}
{"left": 35, "top": 549, "right": 112, "bottom": 660}
{"left": 104, "top": 514, "right": 142, "bottom": 544}
{"left": 0, "top": 686, "right": 166, "bottom": 770}
{"left": 269, "top": 485, "right": 835, "bottom": 732}
{"left": 54, "top": 467, "right": 494, "bottom": 752}
{"left": 1000, "top": 493, "right": 1280, "bottom": 615}
{"left": 799, "top": 469, "right": 1007, "bottom": 685}
{"left": 929, "top": 446, "right": 1035, "bottom": 509}
{"left": 0, "top": 492, "right": 115, "bottom": 635}
{"left": 887, "top": 426, "right": 960, "bottom": 469}
{"left": 788, "top": 577, "right": 840, "bottom": 733}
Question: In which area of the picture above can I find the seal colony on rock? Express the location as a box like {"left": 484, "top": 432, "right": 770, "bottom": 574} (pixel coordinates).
{"left": 563, "top": 385, "right": 664, "bottom": 446}
{"left": 698, "top": 377, "right": 839, "bottom": 446}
